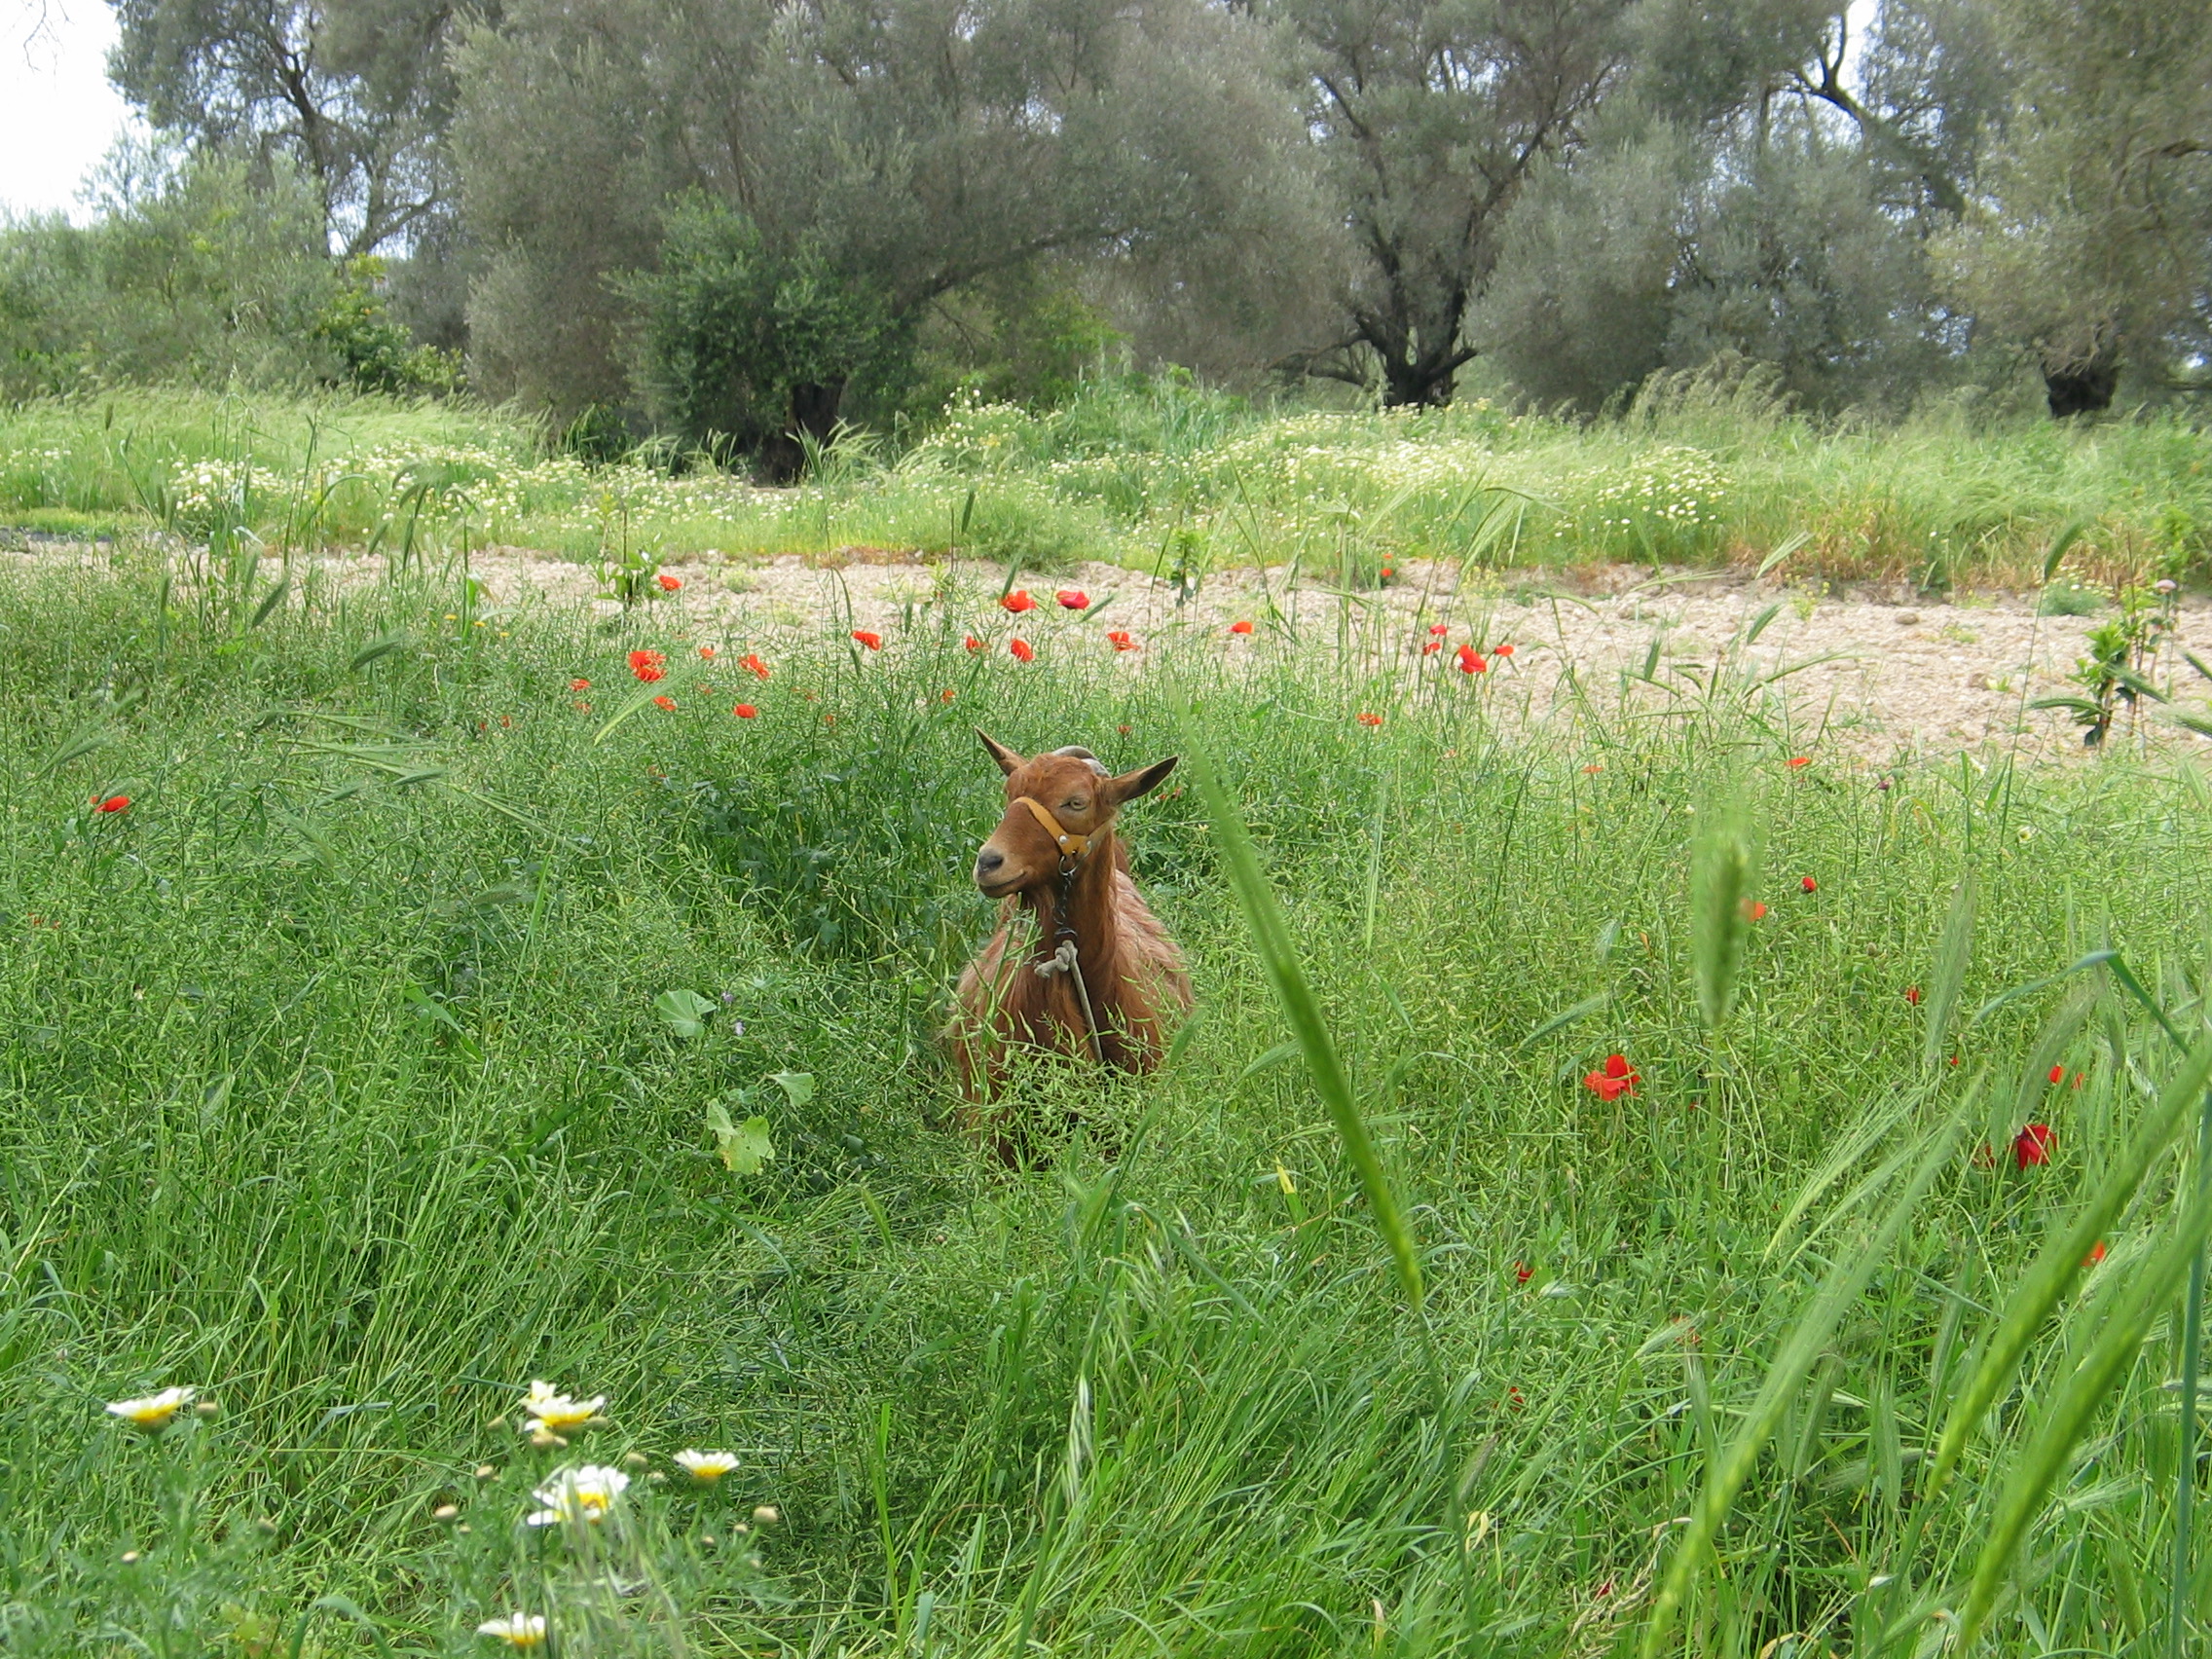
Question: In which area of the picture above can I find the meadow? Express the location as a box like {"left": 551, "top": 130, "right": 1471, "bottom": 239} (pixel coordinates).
{"left": 3, "top": 530, "right": 2212, "bottom": 1657}
{"left": 3, "top": 371, "right": 2210, "bottom": 592}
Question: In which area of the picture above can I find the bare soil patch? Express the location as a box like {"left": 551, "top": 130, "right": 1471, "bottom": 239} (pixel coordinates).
{"left": 11, "top": 534, "right": 2204, "bottom": 762}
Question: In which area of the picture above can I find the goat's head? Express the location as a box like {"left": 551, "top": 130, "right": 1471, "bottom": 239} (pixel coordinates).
{"left": 971, "top": 731, "right": 1177, "bottom": 898}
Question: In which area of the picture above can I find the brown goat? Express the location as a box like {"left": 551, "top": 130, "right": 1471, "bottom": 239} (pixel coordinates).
{"left": 947, "top": 732, "right": 1192, "bottom": 1130}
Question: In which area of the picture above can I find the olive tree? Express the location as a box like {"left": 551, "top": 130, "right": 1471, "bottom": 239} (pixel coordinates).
{"left": 1268, "top": 0, "right": 1635, "bottom": 408}
{"left": 108, "top": 0, "right": 473, "bottom": 254}
{"left": 453, "top": 0, "right": 1323, "bottom": 449}
{"left": 1936, "top": 0, "right": 2212, "bottom": 414}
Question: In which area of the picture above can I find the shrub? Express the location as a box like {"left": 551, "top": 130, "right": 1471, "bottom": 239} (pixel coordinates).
{"left": 623, "top": 197, "right": 906, "bottom": 475}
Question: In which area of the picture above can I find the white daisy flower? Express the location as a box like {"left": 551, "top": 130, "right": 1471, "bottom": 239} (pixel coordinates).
{"left": 521, "top": 1381, "right": 607, "bottom": 1435}
{"left": 476, "top": 1613, "right": 548, "bottom": 1647}
{"left": 105, "top": 1386, "right": 197, "bottom": 1431}
{"left": 673, "top": 1449, "right": 741, "bottom": 1482}
{"left": 525, "top": 1464, "right": 630, "bottom": 1527}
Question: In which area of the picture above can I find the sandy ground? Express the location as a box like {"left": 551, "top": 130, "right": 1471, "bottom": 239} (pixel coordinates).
{"left": 10, "top": 532, "right": 2206, "bottom": 762}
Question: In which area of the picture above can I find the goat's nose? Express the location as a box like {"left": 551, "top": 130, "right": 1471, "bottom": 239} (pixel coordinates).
{"left": 976, "top": 848, "right": 1005, "bottom": 876}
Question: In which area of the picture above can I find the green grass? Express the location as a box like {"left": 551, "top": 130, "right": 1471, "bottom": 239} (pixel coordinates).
{"left": 2, "top": 375, "right": 2209, "bottom": 588}
{"left": 4, "top": 551, "right": 2212, "bottom": 1656}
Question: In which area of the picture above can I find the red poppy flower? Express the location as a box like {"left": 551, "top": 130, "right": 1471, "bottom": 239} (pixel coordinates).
{"left": 1787, "top": 756, "right": 1810, "bottom": 769}
{"left": 1106, "top": 630, "right": 1138, "bottom": 651}
{"left": 940, "top": 688, "right": 956, "bottom": 703}
{"left": 852, "top": 630, "right": 882, "bottom": 650}
{"left": 1001, "top": 590, "right": 1036, "bottom": 613}
{"left": 653, "top": 694, "right": 676, "bottom": 712}
{"left": 1456, "top": 645, "right": 1487, "bottom": 675}
{"left": 1356, "top": 712, "right": 1383, "bottom": 727}
{"left": 92, "top": 794, "right": 130, "bottom": 815}
{"left": 739, "top": 653, "right": 770, "bottom": 680}
{"left": 698, "top": 645, "right": 716, "bottom": 660}
{"left": 1584, "top": 1053, "right": 1639, "bottom": 1101}
{"left": 2083, "top": 1240, "right": 2107, "bottom": 1267}
{"left": 2013, "top": 1123, "right": 2055, "bottom": 1169}
{"left": 1904, "top": 985, "right": 1922, "bottom": 1006}
{"left": 1744, "top": 900, "right": 1768, "bottom": 920}
{"left": 1010, "top": 638, "right": 1034, "bottom": 662}
{"left": 1493, "top": 643, "right": 1514, "bottom": 657}
{"left": 1229, "top": 620, "right": 1254, "bottom": 635}
{"left": 1380, "top": 564, "right": 1395, "bottom": 579}
{"left": 1421, "top": 641, "right": 1442, "bottom": 655}
{"left": 2047, "top": 1063, "right": 2065, "bottom": 1085}
{"left": 732, "top": 703, "right": 757, "bottom": 719}
{"left": 1118, "top": 724, "right": 1131, "bottom": 734}
{"left": 572, "top": 700, "right": 592, "bottom": 713}
{"left": 570, "top": 678, "right": 592, "bottom": 691}
{"left": 1582, "top": 762, "right": 1604, "bottom": 774}
{"left": 657, "top": 573, "right": 682, "bottom": 592}
{"left": 1056, "top": 589, "right": 1089, "bottom": 610}
{"left": 1428, "top": 623, "right": 1450, "bottom": 637}
{"left": 629, "top": 649, "right": 667, "bottom": 682}
{"left": 1514, "top": 1262, "right": 1531, "bottom": 1284}
{"left": 1800, "top": 875, "right": 1817, "bottom": 893}
{"left": 964, "top": 636, "right": 983, "bottom": 651}
{"left": 1504, "top": 1385, "right": 1524, "bottom": 1411}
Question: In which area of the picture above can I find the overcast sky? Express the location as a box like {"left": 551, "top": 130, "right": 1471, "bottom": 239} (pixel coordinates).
{"left": 2, "top": 0, "right": 141, "bottom": 221}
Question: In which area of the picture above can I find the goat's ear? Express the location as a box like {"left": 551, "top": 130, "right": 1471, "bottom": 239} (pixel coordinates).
{"left": 977, "top": 729, "right": 1025, "bottom": 776}
{"left": 1105, "top": 756, "right": 1177, "bottom": 805}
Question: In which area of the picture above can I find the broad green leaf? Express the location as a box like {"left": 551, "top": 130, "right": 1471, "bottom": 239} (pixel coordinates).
{"left": 707, "top": 1102, "right": 776, "bottom": 1175}
{"left": 768, "top": 1070, "right": 815, "bottom": 1110}
{"left": 654, "top": 988, "right": 716, "bottom": 1038}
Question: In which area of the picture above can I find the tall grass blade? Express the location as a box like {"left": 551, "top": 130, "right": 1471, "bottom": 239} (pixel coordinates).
{"left": 1362, "top": 765, "right": 1391, "bottom": 952}
{"left": 2042, "top": 516, "right": 2092, "bottom": 584}
{"left": 1765, "top": 1088, "right": 1925, "bottom": 1256}
{"left": 1754, "top": 531, "right": 1810, "bottom": 579}
{"left": 1641, "top": 1106, "right": 1963, "bottom": 1658}
{"left": 1956, "top": 1163, "right": 2212, "bottom": 1647}
{"left": 2171, "top": 1094, "right": 2212, "bottom": 1659}
{"left": 1689, "top": 793, "right": 1752, "bottom": 1032}
{"left": 1923, "top": 1034, "right": 2212, "bottom": 1500}
{"left": 1518, "top": 992, "right": 1610, "bottom": 1050}
{"left": 248, "top": 574, "right": 290, "bottom": 631}
{"left": 31, "top": 717, "right": 114, "bottom": 780}
{"left": 1920, "top": 871, "right": 1976, "bottom": 1073}
{"left": 1174, "top": 698, "right": 1422, "bottom": 1309}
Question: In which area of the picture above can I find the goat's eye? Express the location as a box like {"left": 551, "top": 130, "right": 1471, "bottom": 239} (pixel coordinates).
{"left": 1064, "top": 798, "right": 1088, "bottom": 812}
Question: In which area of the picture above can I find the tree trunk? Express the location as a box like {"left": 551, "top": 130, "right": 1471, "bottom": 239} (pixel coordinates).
{"left": 758, "top": 377, "right": 848, "bottom": 484}
{"left": 1377, "top": 339, "right": 1469, "bottom": 408}
{"left": 2044, "top": 355, "right": 2118, "bottom": 419}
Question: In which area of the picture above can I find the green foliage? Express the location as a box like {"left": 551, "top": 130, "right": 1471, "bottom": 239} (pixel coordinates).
{"left": 624, "top": 197, "right": 905, "bottom": 459}
{"left": 3, "top": 554, "right": 2212, "bottom": 1652}
{"left": 0, "top": 147, "right": 342, "bottom": 397}
{"left": 312, "top": 256, "right": 462, "bottom": 395}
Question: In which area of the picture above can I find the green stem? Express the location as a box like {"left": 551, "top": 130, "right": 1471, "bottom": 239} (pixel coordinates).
{"left": 2169, "top": 1088, "right": 2212, "bottom": 1659}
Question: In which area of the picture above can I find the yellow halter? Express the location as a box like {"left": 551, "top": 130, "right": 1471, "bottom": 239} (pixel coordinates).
{"left": 1013, "top": 795, "right": 1091, "bottom": 864}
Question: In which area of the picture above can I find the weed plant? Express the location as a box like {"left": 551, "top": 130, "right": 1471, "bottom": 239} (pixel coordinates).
{"left": 3, "top": 374, "right": 2209, "bottom": 589}
{"left": 3, "top": 555, "right": 2212, "bottom": 1654}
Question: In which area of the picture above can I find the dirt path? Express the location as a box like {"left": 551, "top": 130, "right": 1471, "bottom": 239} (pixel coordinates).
{"left": 461, "top": 546, "right": 2204, "bottom": 762}
{"left": 12, "top": 533, "right": 2206, "bottom": 761}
